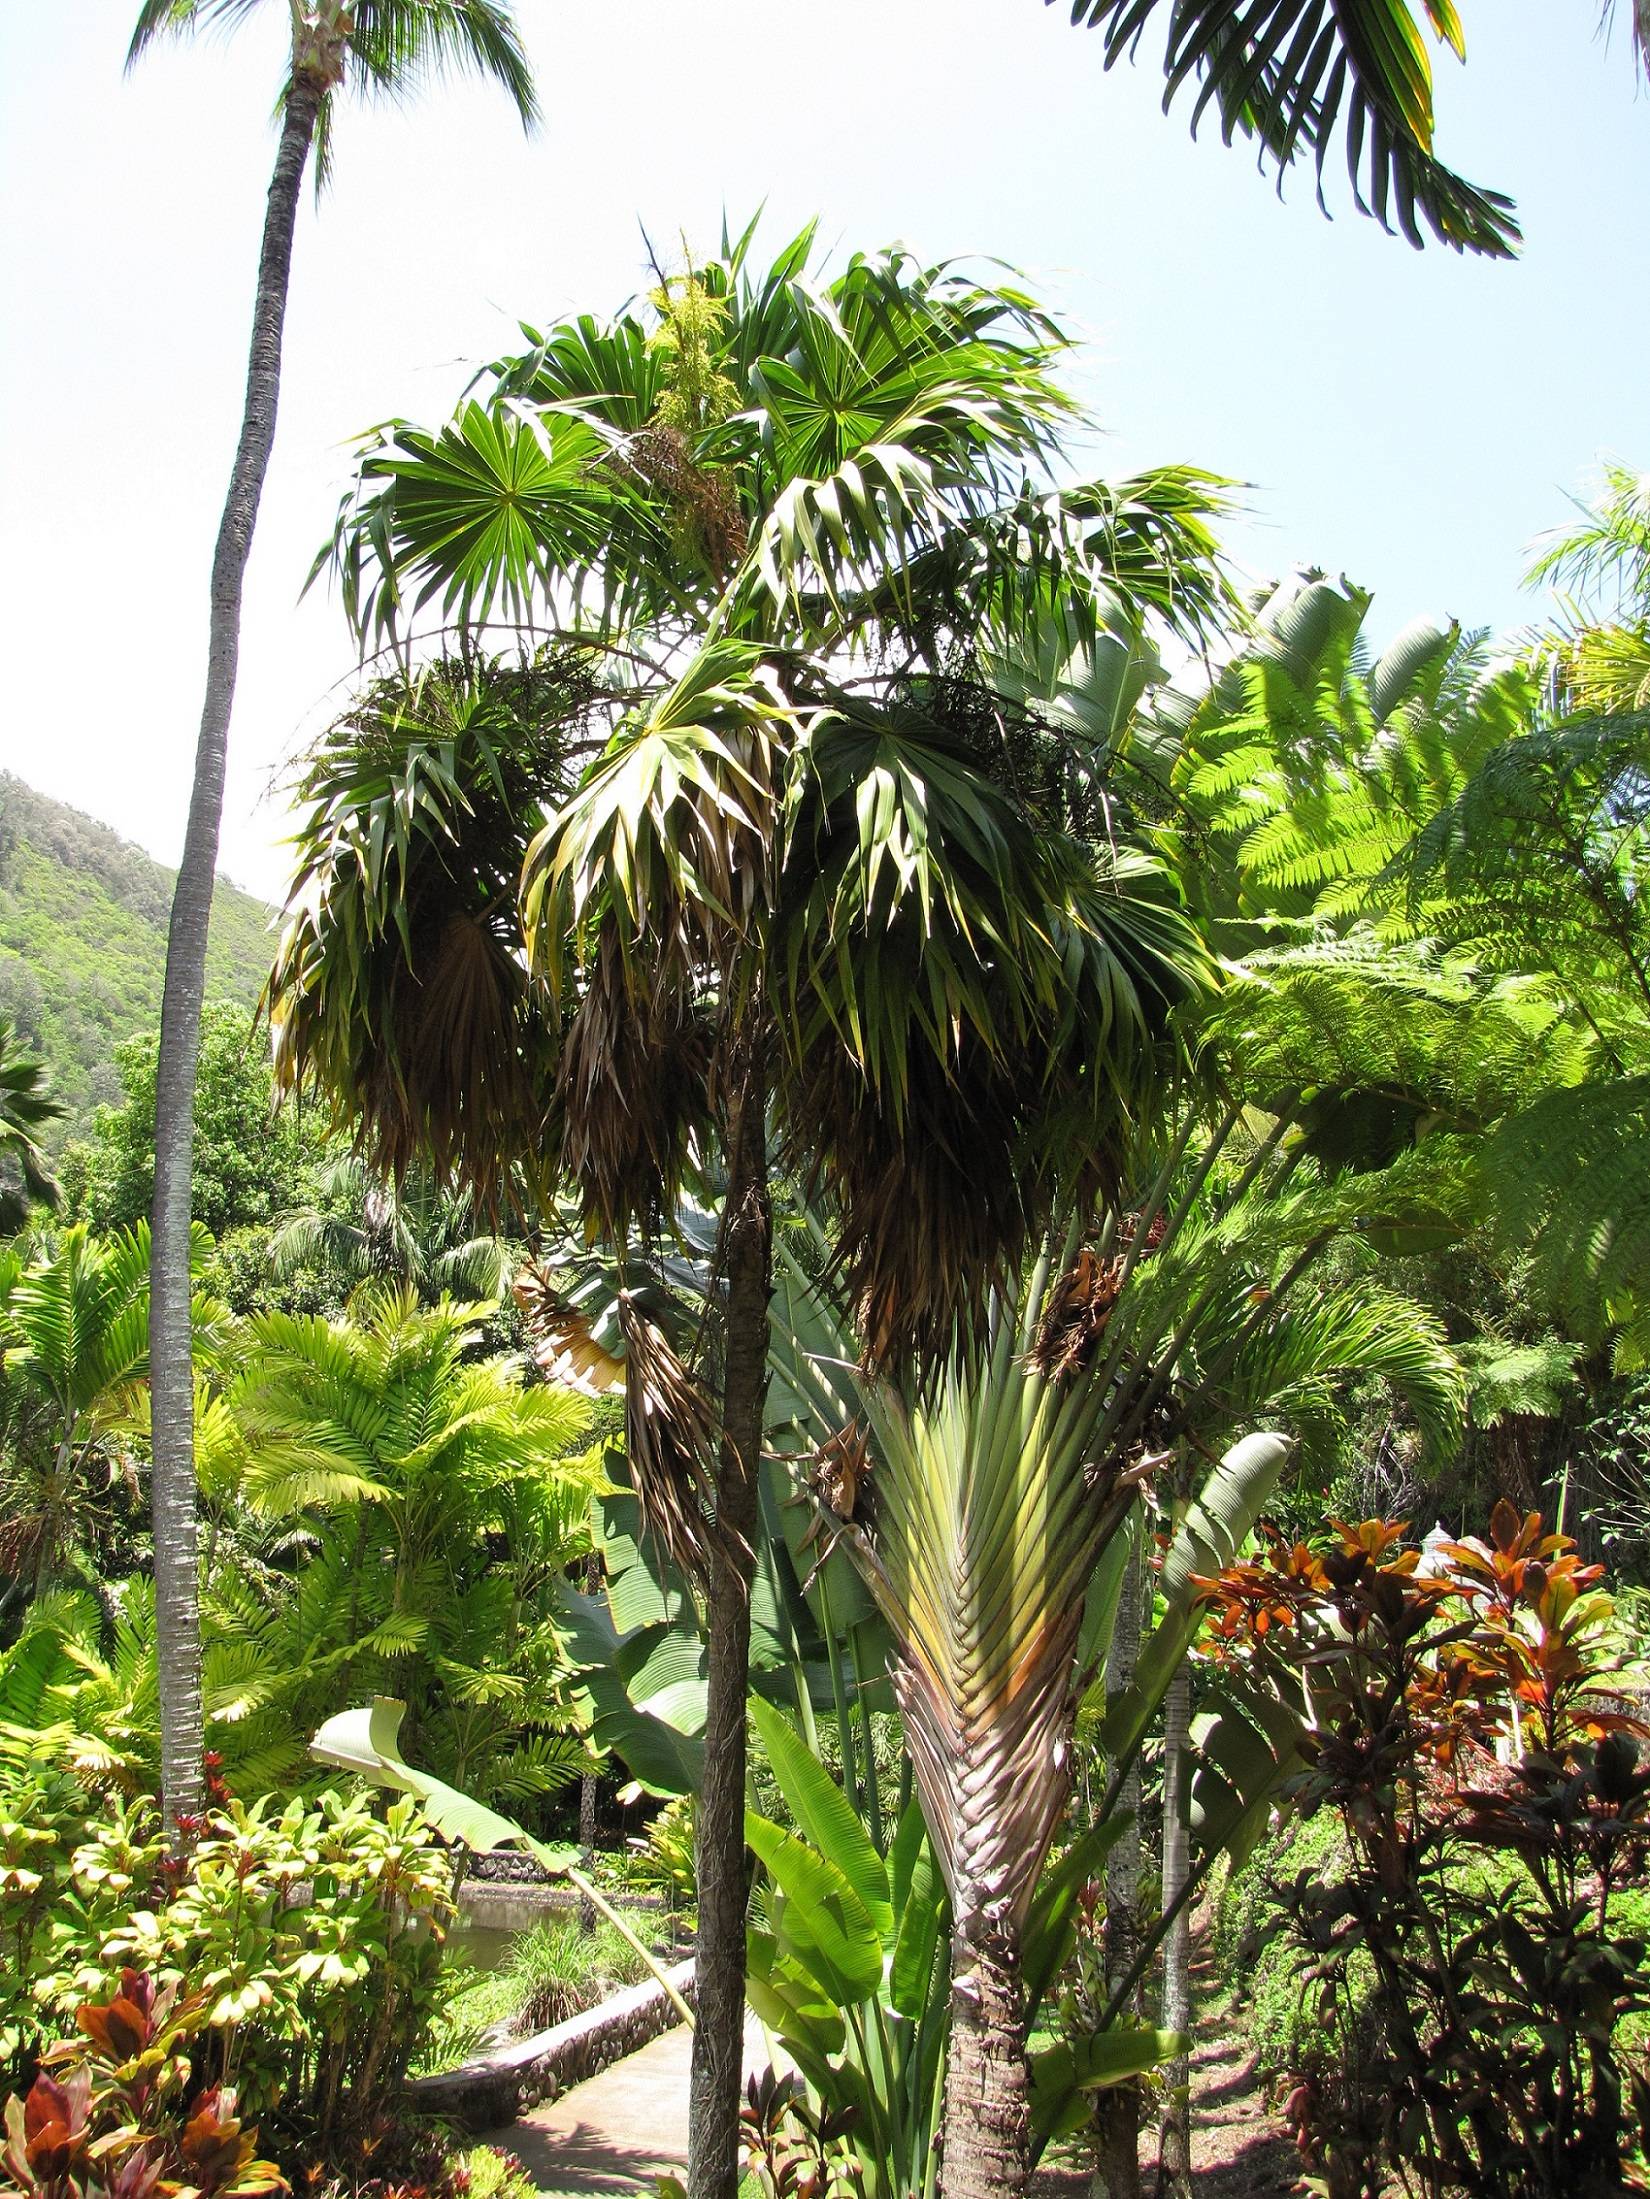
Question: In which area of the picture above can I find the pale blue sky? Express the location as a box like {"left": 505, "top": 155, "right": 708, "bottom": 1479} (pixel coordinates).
{"left": 1, "top": 1, "right": 1645, "bottom": 900}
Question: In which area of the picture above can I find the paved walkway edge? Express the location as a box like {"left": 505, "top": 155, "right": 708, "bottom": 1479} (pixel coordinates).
{"left": 408, "top": 1959, "right": 698, "bottom": 2131}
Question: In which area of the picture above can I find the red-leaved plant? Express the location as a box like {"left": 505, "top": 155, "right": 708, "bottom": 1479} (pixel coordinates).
{"left": 1197, "top": 1500, "right": 1650, "bottom": 2197}
{"left": 1, "top": 1972, "right": 282, "bottom": 2199}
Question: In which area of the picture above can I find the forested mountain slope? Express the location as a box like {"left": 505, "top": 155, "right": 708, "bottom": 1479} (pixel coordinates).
{"left": 0, "top": 774, "right": 273, "bottom": 1132}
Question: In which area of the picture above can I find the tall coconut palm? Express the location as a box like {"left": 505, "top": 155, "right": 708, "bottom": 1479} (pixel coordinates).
{"left": 126, "top": 0, "right": 537, "bottom": 1827}
{"left": 274, "top": 221, "right": 1232, "bottom": 2199}
{"left": 1056, "top": 0, "right": 1518, "bottom": 256}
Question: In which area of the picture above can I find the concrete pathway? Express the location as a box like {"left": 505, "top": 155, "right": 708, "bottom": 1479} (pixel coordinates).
{"left": 490, "top": 2017, "right": 768, "bottom": 2198}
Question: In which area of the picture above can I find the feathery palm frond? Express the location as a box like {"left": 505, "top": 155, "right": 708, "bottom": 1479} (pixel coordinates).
{"left": 1056, "top": 0, "right": 1517, "bottom": 256}
{"left": 129, "top": 0, "right": 537, "bottom": 194}
{"left": 0, "top": 1018, "right": 63, "bottom": 1233}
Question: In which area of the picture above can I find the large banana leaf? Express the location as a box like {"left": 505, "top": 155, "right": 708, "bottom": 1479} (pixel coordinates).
{"left": 309, "top": 1697, "right": 692, "bottom": 2022}
{"left": 1100, "top": 1430, "right": 1293, "bottom": 1770}
{"left": 744, "top": 1708, "right": 949, "bottom": 2199}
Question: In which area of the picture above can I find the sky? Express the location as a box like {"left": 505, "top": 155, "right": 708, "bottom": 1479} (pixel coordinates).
{"left": 1, "top": 1, "right": 1646, "bottom": 903}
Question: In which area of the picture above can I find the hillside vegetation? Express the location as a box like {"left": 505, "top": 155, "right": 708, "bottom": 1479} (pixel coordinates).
{"left": 0, "top": 773, "right": 273, "bottom": 1133}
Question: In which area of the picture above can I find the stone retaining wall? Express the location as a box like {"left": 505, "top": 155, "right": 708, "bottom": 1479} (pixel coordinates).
{"left": 405, "top": 1959, "right": 696, "bottom": 2131}
{"left": 452, "top": 1879, "right": 667, "bottom": 1935}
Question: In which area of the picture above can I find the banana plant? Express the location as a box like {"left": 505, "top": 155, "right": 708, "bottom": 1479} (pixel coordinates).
{"left": 308, "top": 1697, "right": 692, "bottom": 2024}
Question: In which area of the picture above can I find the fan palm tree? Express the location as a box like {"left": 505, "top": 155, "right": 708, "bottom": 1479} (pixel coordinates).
{"left": 126, "top": 0, "right": 537, "bottom": 1829}
{"left": 274, "top": 226, "right": 1231, "bottom": 2199}
{"left": 268, "top": 1153, "right": 511, "bottom": 1305}
{"left": 1057, "top": 0, "right": 1518, "bottom": 256}
{"left": 0, "top": 1019, "right": 63, "bottom": 1236}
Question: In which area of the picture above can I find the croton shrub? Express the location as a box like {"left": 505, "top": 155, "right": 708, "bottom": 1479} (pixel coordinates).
{"left": 1198, "top": 1500, "right": 1650, "bottom": 2197}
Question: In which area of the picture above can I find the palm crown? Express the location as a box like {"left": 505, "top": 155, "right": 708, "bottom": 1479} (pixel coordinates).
{"left": 280, "top": 228, "right": 1235, "bottom": 1368}
{"left": 128, "top": 1, "right": 537, "bottom": 182}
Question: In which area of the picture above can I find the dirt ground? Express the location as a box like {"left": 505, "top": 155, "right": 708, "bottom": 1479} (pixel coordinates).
{"left": 1034, "top": 1940, "right": 1299, "bottom": 2198}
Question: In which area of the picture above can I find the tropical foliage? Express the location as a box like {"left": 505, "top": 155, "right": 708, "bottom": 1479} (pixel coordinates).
{"left": 4, "top": 173, "right": 1650, "bottom": 2190}
{"left": 1199, "top": 1502, "right": 1650, "bottom": 2192}
{"left": 1057, "top": 0, "right": 1519, "bottom": 256}
{"left": 270, "top": 222, "right": 1238, "bottom": 2199}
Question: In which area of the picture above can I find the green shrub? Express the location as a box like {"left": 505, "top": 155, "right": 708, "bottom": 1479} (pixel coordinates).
{"left": 415, "top": 1910, "right": 657, "bottom": 2076}
{"left": 507, "top": 1914, "right": 648, "bottom": 2033}
{"left": 0, "top": 1969, "right": 285, "bottom": 2199}
{"left": 1, "top": 1777, "right": 455, "bottom": 2167}
{"left": 456, "top": 2146, "right": 538, "bottom": 2199}
{"left": 1203, "top": 1505, "right": 1650, "bottom": 2194}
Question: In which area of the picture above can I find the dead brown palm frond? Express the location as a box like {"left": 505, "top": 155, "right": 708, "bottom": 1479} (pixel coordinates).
{"left": 511, "top": 1262, "right": 626, "bottom": 1396}
{"left": 1029, "top": 1246, "right": 1128, "bottom": 1383}
{"left": 616, "top": 1290, "right": 718, "bottom": 1585}
{"left": 1028, "top": 1215, "right": 1166, "bottom": 1383}
{"left": 787, "top": 1030, "right": 1049, "bottom": 1378}
{"left": 793, "top": 1418, "right": 876, "bottom": 1579}
{"left": 268, "top": 655, "right": 588, "bottom": 1215}
{"left": 810, "top": 1418, "right": 872, "bottom": 1523}
{"left": 556, "top": 920, "right": 713, "bottom": 1237}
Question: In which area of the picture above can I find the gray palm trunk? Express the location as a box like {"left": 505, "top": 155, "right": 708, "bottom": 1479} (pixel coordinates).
{"left": 578, "top": 1548, "right": 602, "bottom": 1932}
{"left": 1091, "top": 1532, "right": 1145, "bottom": 2199}
{"left": 942, "top": 1912, "right": 1032, "bottom": 2199}
{"left": 150, "top": 74, "right": 322, "bottom": 1828}
{"left": 686, "top": 1068, "right": 772, "bottom": 2199}
{"left": 1156, "top": 1661, "right": 1194, "bottom": 2196}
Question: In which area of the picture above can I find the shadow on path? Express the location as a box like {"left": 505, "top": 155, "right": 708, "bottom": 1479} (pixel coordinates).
{"left": 503, "top": 2116, "right": 681, "bottom": 2198}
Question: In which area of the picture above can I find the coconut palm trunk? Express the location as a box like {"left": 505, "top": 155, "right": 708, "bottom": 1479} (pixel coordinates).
{"left": 687, "top": 1063, "right": 772, "bottom": 2199}
{"left": 149, "top": 58, "right": 328, "bottom": 1827}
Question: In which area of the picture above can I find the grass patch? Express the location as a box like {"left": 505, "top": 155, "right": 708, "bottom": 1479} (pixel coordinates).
{"left": 417, "top": 1911, "right": 660, "bottom": 2075}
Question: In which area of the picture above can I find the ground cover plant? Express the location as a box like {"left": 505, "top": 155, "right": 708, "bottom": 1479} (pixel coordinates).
{"left": 417, "top": 1913, "right": 657, "bottom": 2076}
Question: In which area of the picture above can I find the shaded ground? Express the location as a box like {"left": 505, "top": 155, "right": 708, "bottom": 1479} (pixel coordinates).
{"left": 1035, "top": 1941, "right": 1297, "bottom": 2198}
{"left": 497, "top": 1953, "right": 1294, "bottom": 2197}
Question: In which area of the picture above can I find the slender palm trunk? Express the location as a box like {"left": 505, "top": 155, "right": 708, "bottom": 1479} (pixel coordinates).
{"left": 578, "top": 1549, "right": 602, "bottom": 1932}
{"left": 150, "top": 77, "right": 321, "bottom": 1828}
{"left": 687, "top": 1064, "right": 771, "bottom": 2199}
{"left": 1156, "top": 1662, "right": 1193, "bottom": 2197}
{"left": 942, "top": 1914, "right": 1031, "bottom": 2199}
{"left": 1091, "top": 1532, "right": 1144, "bottom": 2199}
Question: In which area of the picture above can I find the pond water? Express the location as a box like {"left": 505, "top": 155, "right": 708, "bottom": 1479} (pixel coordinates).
{"left": 445, "top": 1918, "right": 516, "bottom": 1972}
